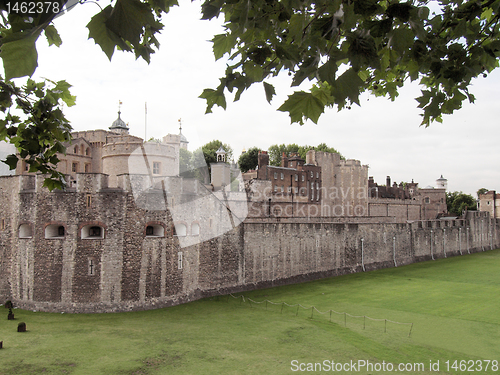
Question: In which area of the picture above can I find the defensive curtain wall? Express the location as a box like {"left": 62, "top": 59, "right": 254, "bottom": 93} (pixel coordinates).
{"left": 0, "top": 173, "right": 498, "bottom": 313}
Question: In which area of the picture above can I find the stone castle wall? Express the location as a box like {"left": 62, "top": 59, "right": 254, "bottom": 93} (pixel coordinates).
{"left": 0, "top": 174, "right": 498, "bottom": 313}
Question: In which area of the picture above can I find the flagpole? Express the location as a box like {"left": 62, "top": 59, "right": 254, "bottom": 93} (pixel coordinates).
{"left": 145, "top": 102, "right": 147, "bottom": 141}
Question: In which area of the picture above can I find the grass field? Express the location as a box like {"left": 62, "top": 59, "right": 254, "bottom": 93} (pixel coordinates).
{"left": 1, "top": 249, "right": 500, "bottom": 374}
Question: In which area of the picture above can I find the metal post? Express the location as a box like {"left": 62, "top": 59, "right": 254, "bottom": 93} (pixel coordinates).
{"left": 443, "top": 228, "right": 446, "bottom": 258}
{"left": 393, "top": 236, "right": 397, "bottom": 267}
{"left": 459, "top": 227, "right": 462, "bottom": 255}
{"left": 430, "top": 230, "right": 434, "bottom": 260}
{"left": 361, "top": 238, "right": 365, "bottom": 271}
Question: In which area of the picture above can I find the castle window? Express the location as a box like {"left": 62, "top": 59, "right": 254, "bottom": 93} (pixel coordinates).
{"left": 145, "top": 224, "right": 164, "bottom": 237}
{"left": 86, "top": 148, "right": 90, "bottom": 156}
{"left": 192, "top": 222, "right": 200, "bottom": 236}
{"left": 174, "top": 223, "right": 187, "bottom": 237}
{"left": 425, "top": 197, "right": 430, "bottom": 204}
{"left": 45, "top": 224, "right": 65, "bottom": 239}
{"left": 74, "top": 145, "right": 78, "bottom": 154}
{"left": 294, "top": 187, "right": 298, "bottom": 194}
{"left": 287, "top": 186, "right": 291, "bottom": 193}
{"left": 153, "top": 162, "right": 161, "bottom": 175}
{"left": 177, "top": 251, "right": 183, "bottom": 270}
{"left": 274, "top": 185, "right": 277, "bottom": 192}
{"left": 85, "top": 163, "right": 91, "bottom": 173}
{"left": 310, "top": 171, "right": 313, "bottom": 178}
{"left": 280, "top": 173, "right": 284, "bottom": 180}
{"left": 81, "top": 225, "right": 105, "bottom": 239}
{"left": 86, "top": 194, "right": 92, "bottom": 208}
{"left": 289, "top": 162, "right": 293, "bottom": 167}
{"left": 24, "top": 162, "right": 29, "bottom": 172}
{"left": 316, "top": 172, "right": 319, "bottom": 178}
{"left": 72, "top": 162, "right": 78, "bottom": 173}
{"left": 1, "top": 219, "right": 5, "bottom": 230}
{"left": 302, "top": 175, "right": 305, "bottom": 182}
{"left": 274, "top": 172, "right": 277, "bottom": 179}
{"left": 295, "top": 174, "right": 298, "bottom": 181}
{"left": 19, "top": 223, "right": 32, "bottom": 238}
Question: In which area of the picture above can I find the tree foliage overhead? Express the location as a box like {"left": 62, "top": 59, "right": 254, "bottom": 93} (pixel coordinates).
{"left": 2, "top": 0, "right": 500, "bottom": 187}
{"left": 201, "top": 0, "right": 500, "bottom": 125}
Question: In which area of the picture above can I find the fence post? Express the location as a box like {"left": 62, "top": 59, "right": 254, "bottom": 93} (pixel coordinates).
{"left": 443, "top": 228, "right": 446, "bottom": 258}
{"left": 393, "top": 236, "right": 397, "bottom": 267}
{"left": 281, "top": 303, "right": 284, "bottom": 314}
{"left": 329, "top": 310, "right": 332, "bottom": 323}
{"left": 430, "top": 230, "right": 434, "bottom": 260}
{"left": 408, "top": 323, "right": 414, "bottom": 338}
{"left": 311, "top": 307, "right": 314, "bottom": 319}
{"left": 363, "top": 316, "right": 366, "bottom": 330}
{"left": 384, "top": 319, "right": 387, "bottom": 333}
{"left": 344, "top": 312, "right": 347, "bottom": 327}
{"left": 459, "top": 227, "right": 462, "bottom": 255}
{"left": 296, "top": 305, "right": 299, "bottom": 316}
{"left": 361, "top": 238, "right": 366, "bottom": 271}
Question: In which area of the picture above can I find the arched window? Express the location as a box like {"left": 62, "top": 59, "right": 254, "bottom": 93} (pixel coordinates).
{"left": 145, "top": 224, "right": 164, "bottom": 237}
{"left": 191, "top": 222, "right": 200, "bottom": 236}
{"left": 81, "top": 225, "right": 105, "bottom": 239}
{"left": 74, "top": 145, "right": 78, "bottom": 154}
{"left": 19, "top": 223, "right": 32, "bottom": 238}
{"left": 45, "top": 224, "right": 65, "bottom": 239}
{"left": 174, "top": 223, "right": 187, "bottom": 237}
{"left": 86, "top": 148, "right": 90, "bottom": 156}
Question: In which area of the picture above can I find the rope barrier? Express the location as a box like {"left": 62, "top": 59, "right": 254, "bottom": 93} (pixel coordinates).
{"left": 225, "top": 293, "right": 413, "bottom": 336}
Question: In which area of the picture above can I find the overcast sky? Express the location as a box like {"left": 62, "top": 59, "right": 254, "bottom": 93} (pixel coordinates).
{"left": 17, "top": 0, "right": 500, "bottom": 196}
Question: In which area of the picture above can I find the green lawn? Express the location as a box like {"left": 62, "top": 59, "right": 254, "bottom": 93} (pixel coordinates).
{"left": 1, "top": 249, "right": 500, "bottom": 374}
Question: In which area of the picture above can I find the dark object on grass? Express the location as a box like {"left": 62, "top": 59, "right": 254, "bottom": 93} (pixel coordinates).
{"left": 0, "top": 341, "right": 3, "bottom": 349}
{"left": 17, "top": 322, "right": 26, "bottom": 332}
{"left": 5, "top": 300, "right": 14, "bottom": 320}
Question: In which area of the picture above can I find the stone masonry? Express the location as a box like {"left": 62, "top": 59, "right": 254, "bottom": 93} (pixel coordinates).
{"left": 0, "top": 173, "right": 498, "bottom": 313}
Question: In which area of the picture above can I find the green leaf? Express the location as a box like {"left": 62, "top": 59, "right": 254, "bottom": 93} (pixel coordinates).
{"left": 212, "top": 33, "right": 237, "bottom": 60}
{"left": 87, "top": 6, "right": 120, "bottom": 60}
{"left": 263, "top": 82, "right": 275, "bottom": 103}
{"left": 4, "top": 154, "right": 18, "bottom": 170}
{"left": 106, "top": 0, "right": 158, "bottom": 48}
{"left": 331, "top": 68, "right": 364, "bottom": 105}
{"left": 44, "top": 25, "right": 62, "bottom": 47}
{"left": 388, "top": 27, "right": 415, "bottom": 56}
{"left": 199, "top": 89, "right": 226, "bottom": 113}
{"left": 54, "top": 80, "right": 76, "bottom": 107}
{"left": 278, "top": 91, "right": 325, "bottom": 124}
{"left": 0, "top": 30, "right": 41, "bottom": 79}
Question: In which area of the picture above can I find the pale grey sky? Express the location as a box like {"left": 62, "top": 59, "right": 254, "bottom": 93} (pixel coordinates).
{"left": 12, "top": 0, "right": 500, "bottom": 196}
